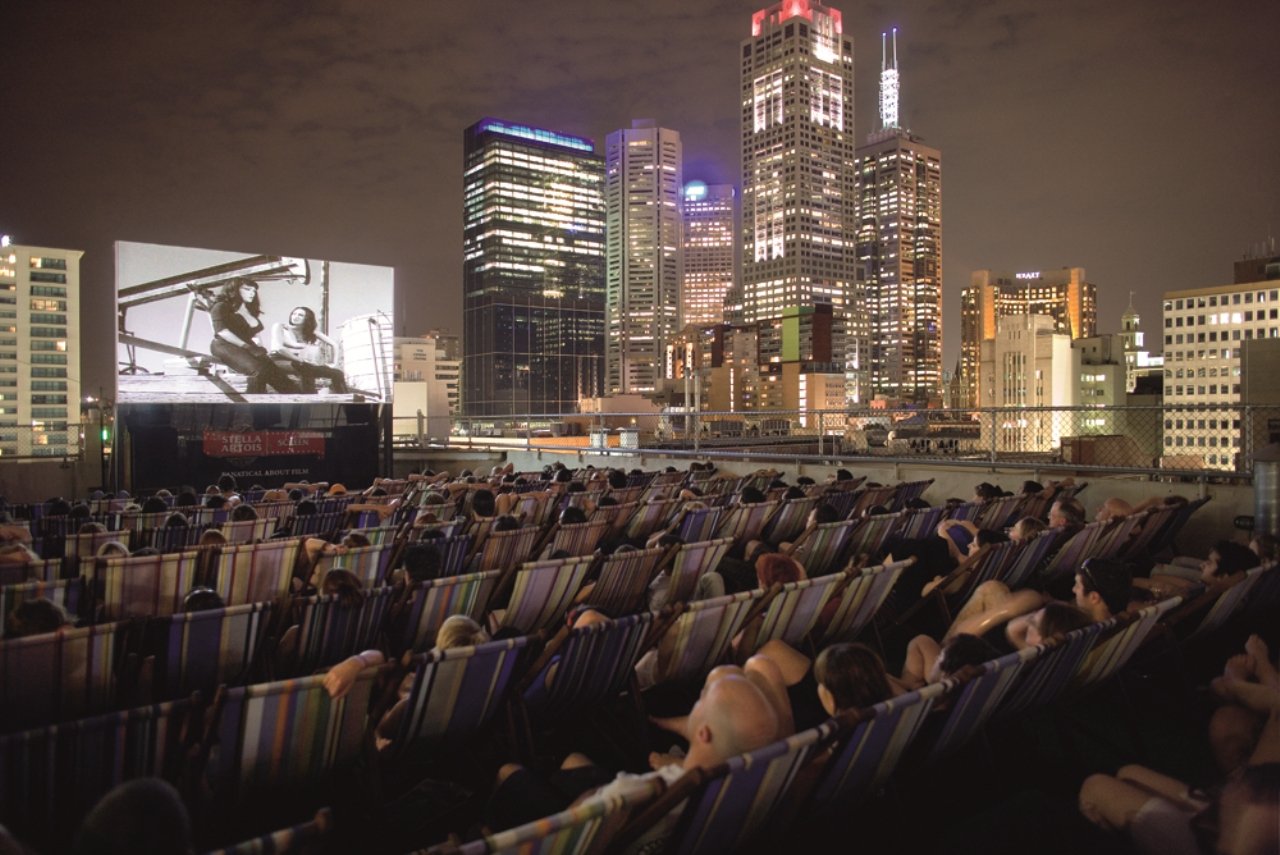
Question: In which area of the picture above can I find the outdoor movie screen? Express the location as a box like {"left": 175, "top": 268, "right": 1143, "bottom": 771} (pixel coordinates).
{"left": 115, "top": 241, "right": 394, "bottom": 405}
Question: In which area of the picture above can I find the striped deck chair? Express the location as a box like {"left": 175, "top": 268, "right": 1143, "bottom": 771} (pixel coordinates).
{"left": 673, "top": 506, "right": 724, "bottom": 544}
{"left": 818, "top": 560, "right": 908, "bottom": 644}
{"left": 419, "top": 533, "right": 473, "bottom": 578}
{"left": 592, "top": 501, "right": 641, "bottom": 540}
{"left": 588, "top": 546, "right": 666, "bottom": 616}
{"left": 667, "top": 538, "right": 733, "bottom": 605}
{"left": 0, "top": 622, "right": 122, "bottom": 732}
{"left": 895, "top": 505, "right": 945, "bottom": 542}
{"left": 412, "top": 516, "right": 465, "bottom": 539}
{"left": 606, "top": 485, "right": 645, "bottom": 506}
{"left": 1035, "top": 522, "right": 1109, "bottom": 591}
{"left": 1245, "top": 559, "right": 1280, "bottom": 620}
{"left": 1090, "top": 512, "right": 1147, "bottom": 561}
{"left": 761, "top": 496, "right": 820, "bottom": 546}
{"left": 491, "top": 555, "right": 595, "bottom": 635}
{"left": 220, "top": 517, "right": 278, "bottom": 544}
{"left": 344, "top": 524, "right": 400, "bottom": 547}
{"left": 1147, "top": 496, "right": 1210, "bottom": 557}
{"left": 213, "top": 539, "right": 303, "bottom": 607}
{"left": 625, "top": 499, "right": 682, "bottom": 543}
{"left": 0, "top": 695, "right": 199, "bottom": 850}
{"left": 1071, "top": 596, "right": 1182, "bottom": 688}
{"left": 205, "top": 807, "right": 332, "bottom": 855}
{"left": 927, "top": 647, "right": 1040, "bottom": 761}
{"left": 510, "top": 491, "right": 558, "bottom": 529}
{"left": 145, "top": 524, "right": 207, "bottom": 554}
{"left": 809, "top": 680, "right": 952, "bottom": 810}
{"left": 890, "top": 478, "right": 934, "bottom": 511}
{"left": 998, "top": 527, "right": 1066, "bottom": 591}
{"left": 713, "top": 501, "right": 780, "bottom": 552}
{"left": 650, "top": 590, "right": 766, "bottom": 685}
{"left": 0, "top": 577, "right": 85, "bottom": 636}
{"left": 1116, "top": 503, "right": 1181, "bottom": 561}
{"left": 994, "top": 622, "right": 1109, "bottom": 718}
{"left": 290, "top": 510, "right": 348, "bottom": 538}
{"left": 543, "top": 520, "right": 610, "bottom": 558}
{"left": 397, "top": 569, "right": 503, "bottom": 653}
{"left": 790, "top": 519, "right": 856, "bottom": 578}
{"left": 249, "top": 501, "right": 295, "bottom": 524}
{"left": 392, "top": 636, "right": 530, "bottom": 752}
{"left": 652, "top": 470, "right": 687, "bottom": 487}
{"left": 433, "top": 778, "right": 661, "bottom": 855}
{"left": 91, "top": 550, "right": 203, "bottom": 619}
{"left": 623, "top": 722, "right": 836, "bottom": 855}
{"left": 843, "top": 511, "right": 904, "bottom": 566}
{"left": 1, "top": 557, "right": 62, "bottom": 585}
{"left": 740, "top": 572, "right": 845, "bottom": 654}
{"left": 463, "top": 516, "right": 497, "bottom": 558}
{"left": 283, "top": 586, "right": 397, "bottom": 676}
{"left": 1017, "top": 491, "right": 1053, "bottom": 523}
{"left": 848, "top": 485, "right": 898, "bottom": 519}
{"left": 147, "top": 601, "right": 274, "bottom": 700}
{"left": 639, "top": 483, "right": 679, "bottom": 505}
{"left": 316, "top": 495, "right": 359, "bottom": 515}
{"left": 471, "top": 526, "right": 542, "bottom": 574}
{"left": 188, "top": 507, "right": 232, "bottom": 527}
{"left": 975, "top": 495, "right": 1024, "bottom": 531}
{"left": 64, "top": 529, "right": 131, "bottom": 563}
{"left": 312, "top": 543, "right": 394, "bottom": 588}
{"left": 522, "top": 612, "right": 657, "bottom": 722}
{"left": 817, "top": 489, "right": 860, "bottom": 521}
{"left": 944, "top": 501, "right": 983, "bottom": 524}
{"left": 204, "top": 668, "right": 379, "bottom": 816}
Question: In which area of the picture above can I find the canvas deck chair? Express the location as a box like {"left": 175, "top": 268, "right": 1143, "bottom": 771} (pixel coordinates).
{"left": 250, "top": 501, "right": 295, "bottom": 524}
{"left": 542, "top": 520, "right": 610, "bottom": 559}
{"left": 470, "top": 526, "right": 542, "bottom": 574}
{"left": 606, "top": 485, "right": 645, "bottom": 506}
{"left": 1000, "top": 527, "right": 1066, "bottom": 591}
{"left": 666, "top": 538, "right": 733, "bottom": 605}
{"left": 203, "top": 668, "right": 379, "bottom": 819}
{"left": 0, "top": 621, "right": 123, "bottom": 732}
{"left": 188, "top": 507, "right": 231, "bottom": 528}
{"left": 895, "top": 504, "right": 945, "bottom": 542}
{"left": 432, "top": 777, "right": 662, "bottom": 855}
{"left": 290, "top": 510, "right": 348, "bottom": 538}
{"left": 927, "top": 647, "right": 1040, "bottom": 761}
{"left": 1091, "top": 512, "right": 1147, "bottom": 561}
{"left": 817, "top": 559, "right": 908, "bottom": 644}
{"left": 462, "top": 516, "right": 497, "bottom": 558}
{"left": 588, "top": 545, "right": 666, "bottom": 616}
{"left": 843, "top": 510, "right": 904, "bottom": 567}
{"left": 1071, "top": 596, "right": 1182, "bottom": 689}
{"left": 640, "top": 483, "right": 680, "bottom": 504}
{"left": 220, "top": 517, "right": 278, "bottom": 545}
{"left": 739, "top": 572, "right": 845, "bottom": 655}
{"left": 1, "top": 557, "right": 61, "bottom": 585}
{"left": 207, "top": 807, "right": 332, "bottom": 855}
{"left": 809, "top": 680, "right": 952, "bottom": 810}
{"left": 1034, "top": 522, "right": 1109, "bottom": 592}
{"left": 490, "top": 555, "right": 595, "bottom": 636}
{"left": 396, "top": 569, "right": 503, "bottom": 654}
{"left": 146, "top": 601, "right": 274, "bottom": 701}
{"left": 889, "top": 541, "right": 1014, "bottom": 631}
{"left": 510, "top": 491, "right": 558, "bottom": 530}
{"left": 890, "top": 478, "right": 934, "bottom": 511}
{"left": 212, "top": 539, "right": 303, "bottom": 607}
{"left": 1148, "top": 496, "right": 1211, "bottom": 558}
{"left": 617, "top": 722, "right": 836, "bottom": 855}
{"left": 312, "top": 542, "right": 394, "bottom": 588}
{"left": 0, "top": 694, "right": 201, "bottom": 851}
{"left": 520, "top": 611, "right": 657, "bottom": 723}
{"left": 673, "top": 506, "right": 724, "bottom": 544}
{"left": 647, "top": 590, "right": 766, "bottom": 685}
{"left": 944, "top": 501, "right": 983, "bottom": 524}
{"left": 0, "top": 577, "right": 84, "bottom": 636}
{"left": 90, "top": 550, "right": 204, "bottom": 620}
{"left": 1115, "top": 503, "right": 1180, "bottom": 561}
{"left": 391, "top": 636, "right": 530, "bottom": 753}
{"left": 122, "top": 510, "right": 176, "bottom": 533}
{"left": 411, "top": 515, "right": 465, "bottom": 539}
{"left": 848, "top": 485, "right": 898, "bottom": 519}
{"left": 345, "top": 523, "right": 401, "bottom": 548}
{"left": 625, "top": 499, "right": 682, "bottom": 543}
{"left": 145, "top": 524, "right": 207, "bottom": 554}
{"left": 975, "top": 495, "right": 1024, "bottom": 531}
{"left": 64, "top": 529, "right": 131, "bottom": 564}
{"left": 282, "top": 586, "right": 397, "bottom": 677}
{"left": 994, "top": 622, "right": 1108, "bottom": 718}
{"left": 714, "top": 500, "right": 780, "bottom": 553}
{"left": 761, "top": 496, "right": 820, "bottom": 546}
{"left": 789, "top": 519, "right": 856, "bottom": 579}
{"left": 591, "top": 500, "right": 640, "bottom": 539}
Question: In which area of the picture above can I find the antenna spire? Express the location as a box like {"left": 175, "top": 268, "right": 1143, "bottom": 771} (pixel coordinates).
{"left": 878, "top": 28, "right": 900, "bottom": 130}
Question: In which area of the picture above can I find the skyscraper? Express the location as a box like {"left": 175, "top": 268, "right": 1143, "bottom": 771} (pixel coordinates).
{"left": 605, "top": 120, "right": 682, "bottom": 395}
{"left": 681, "top": 181, "right": 736, "bottom": 329}
{"left": 462, "top": 119, "right": 605, "bottom": 416}
{"left": 740, "top": 0, "right": 862, "bottom": 400}
{"left": 959, "top": 267, "right": 1098, "bottom": 408}
{"left": 0, "top": 239, "right": 82, "bottom": 459}
{"left": 855, "top": 30, "right": 943, "bottom": 405}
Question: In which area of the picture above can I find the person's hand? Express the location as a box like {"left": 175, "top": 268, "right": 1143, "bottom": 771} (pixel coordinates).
{"left": 649, "top": 751, "right": 681, "bottom": 770}
{"left": 1224, "top": 654, "right": 1255, "bottom": 682}
{"left": 1245, "top": 634, "right": 1271, "bottom": 666}
{"left": 323, "top": 657, "right": 364, "bottom": 699}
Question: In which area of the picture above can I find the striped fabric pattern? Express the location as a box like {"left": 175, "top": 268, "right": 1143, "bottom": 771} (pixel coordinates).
{"left": 151, "top": 601, "right": 274, "bottom": 700}
{"left": 789, "top": 520, "right": 855, "bottom": 578}
{"left": 497, "top": 555, "right": 595, "bottom": 635}
{"left": 289, "top": 510, "right": 348, "bottom": 538}
{"left": 1191, "top": 563, "right": 1274, "bottom": 639}
{"left": 895, "top": 505, "right": 945, "bottom": 541}
{"left": 312, "top": 543, "right": 393, "bottom": 588}
{"left": 0, "top": 578, "right": 84, "bottom": 637}
{"left": 0, "top": 622, "right": 121, "bottom": 732}
{"left": 994, "top": 623, "right": 1107, "bottom": 718}
{"left": 399, "top": 569, "right": 502, "bottom": 653}
{"left": 928, "top": 648, "right": 1039, "bottom": 761}
{"left": 526, "top": 612, "right": 656, "bottom": 720}
{"left": 656, "top": 590, "right": 764, "bottom": 684}
{"left": 220, "top": 518, "right": 279, "bottom": 545}
{"left": 747, "top": 573, "right": 844, "bottom": 651}
{"left": 673, "top": 506, "right": 724, "bottom": 544}
{"left": 667, "top": 538, "right": 733, "bottom": 605}
{"left": 92, "top": 551, "right": 204, "bottom": 620}
{"left": 713, "top": 501, "right": 780, "bottom": 551}
{"left": 761, "top": 497, "right": 820, "bottom": 545}
{"left": 589, "top": 546, "right": 666, "bottom": 616}
{"left": 843, "top": 511, "right": 903, "bottom": 564}
{"left": 819, "top": 561, "right": 906, "bottom": 644}
{"left": 286, "top": 586, "right": 396, "bottom": 676}
{"left": 625, "top": 499, "right": 682, "bottom": 542}
{"left": 1072, "top": 597, "right": 1182, "bottom": 687}
{"left": 63, "top": 530, "right": 131, "bottom": 562}
{"left": 544, "top": 520, "right": 610, "bottom": 558}
{"left": 213, "top": 540, "right": 303, "bottom": 607}
{"left": 473, "top": 526, "right": 541, "bottom": 574}
{"left": 999, "top": 528, "right": 1064, "bottom": 590}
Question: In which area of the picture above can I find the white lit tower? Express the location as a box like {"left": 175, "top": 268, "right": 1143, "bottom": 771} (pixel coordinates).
{"left": 741, "top": 0, "right": 863, "bottom": 402}
{"left": 605, "top": 120, "right": 683, "bottom": 395}
{"left": 855, "top": 29, "right": 943, "bottom": 405}
{"left": 681, "top": 181, "right": 737, "bottom": 328}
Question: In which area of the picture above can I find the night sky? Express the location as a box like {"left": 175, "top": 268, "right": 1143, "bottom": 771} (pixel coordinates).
{"left": 3, "top": 0, "right": 1277, "bottom": 399}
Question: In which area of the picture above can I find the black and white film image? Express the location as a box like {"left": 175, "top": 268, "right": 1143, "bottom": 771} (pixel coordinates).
{"left": 115, "top": 241, "right": 394, "bottom": 404}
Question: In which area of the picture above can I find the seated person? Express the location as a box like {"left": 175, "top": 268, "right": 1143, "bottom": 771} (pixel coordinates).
{"left": 1139, "top": 540, "right": 1260, "bottom": 598}
{"left": 1209, "top": 634, "right": 1280, "bottom": 774}
{"left": 4, "top": 597, "right": 72, "bottom": 639}
{"left": 900, "top": 632, "right": 1003, "bottom": 690}
{"left": 881, "top": 518, "right": 982, "bottom": 605}
{"left": 269, "top": 306, "right": 348, "bottom": 393}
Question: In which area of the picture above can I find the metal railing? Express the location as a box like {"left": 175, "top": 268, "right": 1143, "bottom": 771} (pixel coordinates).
{"left": 391, "top": 404, "right": 1280, "bottom": 481}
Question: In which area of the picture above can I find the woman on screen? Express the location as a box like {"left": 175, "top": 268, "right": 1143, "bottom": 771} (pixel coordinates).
{"left": 207, "top": 279, "right": 301, "bottom": 394}
{"left": 271, "top": 306, "right": 349, "bottom": 394}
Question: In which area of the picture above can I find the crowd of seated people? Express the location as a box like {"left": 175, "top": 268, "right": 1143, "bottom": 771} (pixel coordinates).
{"left": 0, "top": 465, "right": 1275, "bottom": 854}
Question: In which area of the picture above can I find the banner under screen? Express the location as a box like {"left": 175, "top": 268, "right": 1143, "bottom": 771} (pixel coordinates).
{"left": 115, "top": 241, "right": 394, "bottom": 404}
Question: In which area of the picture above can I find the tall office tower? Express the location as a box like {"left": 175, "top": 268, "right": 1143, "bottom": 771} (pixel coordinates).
{"left": 855, "top": 30, "right": 943, "bottom": 405}
{"left": 462, "top": 119, "right": 605, "bottom": 416}
{"left": 741, "top": 0, "right": 862, "bottom": 400}
{"left": 0, "top": 239, "right": 82, "bottom": 458}
{"left": 605, "top": 120, "right": 682, "bottom": 395}
{"left": 959, "top": 267, "right": 1097, "bottom": 408}
{"left": 681, "top": 181, "right": 737, "bottom": 329}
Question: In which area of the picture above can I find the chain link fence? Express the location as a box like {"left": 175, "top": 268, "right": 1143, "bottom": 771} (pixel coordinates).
{"left": 0, "top": 424, "right": 86, "bottom": 461}
{"left": 393, "top": 404, "right": 1280, "bottom": 479}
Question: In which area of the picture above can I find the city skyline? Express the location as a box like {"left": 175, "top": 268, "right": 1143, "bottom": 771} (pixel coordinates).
{"left": 2, "top": 0, "right": 1277, "bottom": 402}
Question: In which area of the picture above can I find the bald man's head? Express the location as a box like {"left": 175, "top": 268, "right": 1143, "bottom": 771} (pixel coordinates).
{"left": 686, "top": 673, "right": 779, "bottom": 769}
